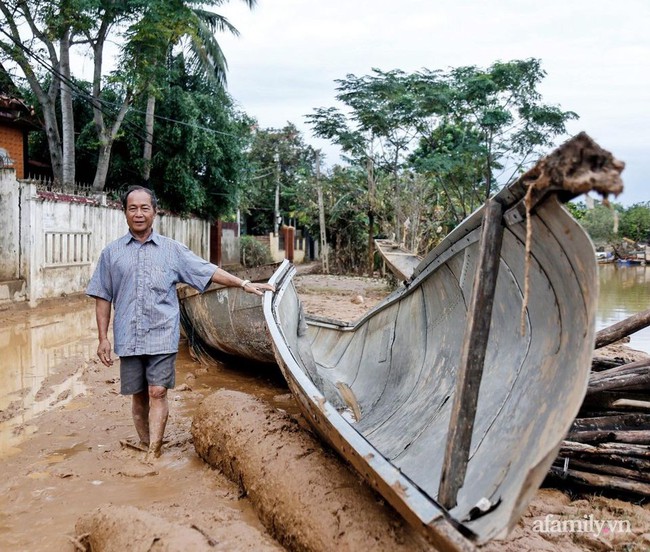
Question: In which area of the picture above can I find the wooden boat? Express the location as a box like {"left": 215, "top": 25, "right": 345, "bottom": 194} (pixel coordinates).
{"left": 263, "top": 134, "right": 624, "bottom": 550}
{"left": 616, "top": 255, "right": 646, "bottom": 267}
{"left": 374, "top": 238, "right": 422, "bottom": 282}
{"left": 178, "top": 264, "right": 279, "bottom": 364}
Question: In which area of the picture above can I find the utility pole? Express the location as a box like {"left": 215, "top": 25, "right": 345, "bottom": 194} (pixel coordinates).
{"left": 367, "top": 155, "right": 375, "bottom": 276}
{"left": 315, "top": 151, "right": 329, "bottom": 273}
{"left": 273, "top": 152, "right": 281, "bottom": 235}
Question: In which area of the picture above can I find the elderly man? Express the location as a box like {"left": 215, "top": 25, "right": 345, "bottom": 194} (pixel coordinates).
{"left": 87, "top": 185, "right": 274, "bottom": 461}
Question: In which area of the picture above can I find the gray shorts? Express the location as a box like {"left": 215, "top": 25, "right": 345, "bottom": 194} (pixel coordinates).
{"left": 119, "top": 353, "right": 177, "bottom": 395}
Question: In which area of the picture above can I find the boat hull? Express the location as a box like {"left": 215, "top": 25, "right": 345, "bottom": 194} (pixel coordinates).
{"left": 374, "top": 238, "right": 422, "bottom": 281}
{"left": 264, "top": 134, "right": 623, "bottom": 548}
{"left": 178, "top": 265, "right": 278, "bottom": 364}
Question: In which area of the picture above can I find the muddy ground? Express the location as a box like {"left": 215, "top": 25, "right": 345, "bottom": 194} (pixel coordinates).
{"left": 0, "top": 272, "right": 649, "bottom": 551}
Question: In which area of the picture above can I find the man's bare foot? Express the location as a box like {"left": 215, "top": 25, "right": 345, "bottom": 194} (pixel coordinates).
{"left": 120, "top": 438, "right": 149, "bottom": 453}
{"left": 144, "top": 441, "right": 162, "bottom": 464}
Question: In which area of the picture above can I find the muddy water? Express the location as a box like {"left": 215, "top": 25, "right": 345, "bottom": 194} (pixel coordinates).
{"left": 0, "top": 295, "right": 292, "bottom": 551}
{"left": 0, "top": 297, "right": 95, "bottom": 456}
{"left": 597, "top": 263, "right": 650, "bottom": 353}
{"left": 0, "top": 295, "right": 291, "bottom": 460}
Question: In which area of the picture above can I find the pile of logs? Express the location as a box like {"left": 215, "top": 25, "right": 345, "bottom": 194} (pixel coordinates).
{"left": 550, "top": 309, "right": 650, "bottom": 497}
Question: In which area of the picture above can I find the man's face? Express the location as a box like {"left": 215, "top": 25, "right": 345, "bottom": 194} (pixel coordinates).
{"left": 125, "top": 190, "right": 156, "bottom": 235}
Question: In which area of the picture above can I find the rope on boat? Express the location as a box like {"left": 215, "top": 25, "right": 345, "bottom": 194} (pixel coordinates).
{"left": 518, "top": 132, "right": 625, "bottom": 336}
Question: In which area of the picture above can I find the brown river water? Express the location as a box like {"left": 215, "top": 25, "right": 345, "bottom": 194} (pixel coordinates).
{"left": 597, "top": 263, "right": 650, "bottom": 353}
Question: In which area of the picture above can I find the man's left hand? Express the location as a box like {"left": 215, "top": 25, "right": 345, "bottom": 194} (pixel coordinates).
{"left": 243, "top": 282, "right": 275, "bottom": 296}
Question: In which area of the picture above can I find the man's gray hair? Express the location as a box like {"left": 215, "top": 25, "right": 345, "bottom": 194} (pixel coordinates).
{"left": 121, "top": 185, "right": 158, "bottom": 211}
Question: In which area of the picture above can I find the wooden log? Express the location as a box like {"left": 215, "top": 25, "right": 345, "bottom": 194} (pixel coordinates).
{"left": 558, "top": 446, "right": 650, "bottom": 471}
{"left": 590, "top": 357, "right": 650, "bottom": 377}
{"left": 552, "top": 458, "right": 650, "bottom": 482}
{"left": 559, "top": 453, "right": 650, "bottom": 473}
{"left": 438, "top": 199, "right": 504, "bottom": 510}
{"left": 549, "top": 466, "right": 650, "bottom": 496}
{"left": 612, "top": 398, "right": 650, "bottom": 410}
{"left": 595, "top": 307, "right": 650, "bottom": 349}
{"left": 565, "top": 428, "right": 650, "bottom": 445}
{"left": 590, "top": 356, "right": 626, "bottom": 372}
{"left": 580, "top": 392, "right": 650, "bottom": 412}
{"left": 560, "top": 440, "right": 650, "bottom": 458}
{"left": 570, "top": 413, "right": 650, "bottom": 432}
{"left": 586, "top": 362, "right": 650, "bottom": 396}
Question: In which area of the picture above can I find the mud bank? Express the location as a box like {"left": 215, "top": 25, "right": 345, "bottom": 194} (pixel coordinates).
{"left": 76, "top": 504, "right": 222, "bottom": 551}
{"left": 192, "top": 389, "right": 430, "bottom": 552}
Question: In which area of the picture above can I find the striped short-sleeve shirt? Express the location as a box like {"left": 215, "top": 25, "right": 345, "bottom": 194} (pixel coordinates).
{"left": 86, "top": 231, "right": 217, "bottom": 356}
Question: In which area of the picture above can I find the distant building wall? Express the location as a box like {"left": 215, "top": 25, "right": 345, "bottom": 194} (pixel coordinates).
{"left": 0, "top": 125, "right": 26, "bottom": 179}
{"left": 0, "top": 170, "right": 211, "bottom": 305}
{"left": 263, "top": 230, "right": 306, "bottom": 264}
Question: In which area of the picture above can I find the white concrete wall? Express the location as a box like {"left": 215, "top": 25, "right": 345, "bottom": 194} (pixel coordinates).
{"left": 0, "top": 169, "right": 21, "bottom": 281}
{"left": 0, "top": 171, "right": 211, "bottom": 304}
{"left": 221, "top": 227, "right": 240, "bottom": 266}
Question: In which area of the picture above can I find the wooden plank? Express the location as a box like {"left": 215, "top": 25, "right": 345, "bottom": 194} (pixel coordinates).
{"left": 438, "top": 199, "right": 505, "bottom": 509}
{"left": 553, "top": 458, "right": 650, "bottom": 482}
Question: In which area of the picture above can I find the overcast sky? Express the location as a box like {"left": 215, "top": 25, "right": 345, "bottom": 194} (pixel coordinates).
{"left": 215, "top": 0, "right": 649, "bottom": 206}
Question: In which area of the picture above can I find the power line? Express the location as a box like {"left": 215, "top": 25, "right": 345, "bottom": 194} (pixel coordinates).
{"left": 0, "top": 25, "right": 151, "bottom": 143}
{"left": 0, "top": 24, "right": 244, "bottom": 144}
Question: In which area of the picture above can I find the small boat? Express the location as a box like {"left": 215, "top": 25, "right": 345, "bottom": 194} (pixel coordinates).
{"left": 263, "top": 133, "right": 624, "bottom": 550}
{"left": 178, "top": 264, "right": 280, "bottom": 364}
{"left": 596, "top": 251, "right": 615, "bottom": 264}
{"left": 616, "top": 256, "right": 646, "bottom": 266}
{"left": 374, "top": 238, "right": 422, "bottom": 282}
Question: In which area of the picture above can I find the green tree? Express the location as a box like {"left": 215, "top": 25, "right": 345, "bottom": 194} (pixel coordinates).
{"left": 1, "top": 0, "right": 253, "bottom": 192}
{"left": 566, "top": 200, "right": 587, "bottom": 222}
{"left": 308, "top": 60, "right": 577, "bottom": 264}
{"left": 579, "top": 202, "right": 621, "bottom": 248}
{"left": 241, "top": 124, "right": 317, "bottom": 235}
{"left": 317, "top": 166, "right": 374, "bottom": 274}
{"left": 122, "top": 0, "right": 256, "bottom": 181}
{"left": 0, "top": 0, "right": 149, "bottom": 187}
{"left": 307, "top": 72, "right": 414, "bottom": 272}
{"left": 619, "top": 202, "right": 650, "bottom": 244}
{"left": 410, "top": 59, "right": 578, "bottom": 222}
{"left": 105, "top": 55, "right": 251, "bottom": 218}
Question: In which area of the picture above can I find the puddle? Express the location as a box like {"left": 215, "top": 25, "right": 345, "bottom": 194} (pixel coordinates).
{"left": 0, "top": 296, "right": 96, "bottom": 457}
{"left": 0, "top": 294, "right": 298, "bottom": 460}
{"left": 173, "top": 346, "right": 296, "bottom": 417}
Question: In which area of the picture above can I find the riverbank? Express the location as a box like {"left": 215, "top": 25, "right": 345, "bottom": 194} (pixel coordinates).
{"left": 0, "top": 275, "right": 648, "bottom": 550}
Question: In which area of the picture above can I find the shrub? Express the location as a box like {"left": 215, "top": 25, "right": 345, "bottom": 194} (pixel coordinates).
{"left": 240, "top": 235, "right": 273, "bottom": 268}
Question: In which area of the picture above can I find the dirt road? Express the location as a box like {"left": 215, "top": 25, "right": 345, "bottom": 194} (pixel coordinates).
{"left": 0, "top": 274, "right": 648, "bottom": 551}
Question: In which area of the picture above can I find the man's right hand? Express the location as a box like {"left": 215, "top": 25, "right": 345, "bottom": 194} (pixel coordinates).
{"left": 97, "top": 338, "right": 114, "bottom": 366}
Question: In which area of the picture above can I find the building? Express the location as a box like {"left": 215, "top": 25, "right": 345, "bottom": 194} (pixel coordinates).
{"left": 0, "top": 63, "right": 38, "bottom": 179}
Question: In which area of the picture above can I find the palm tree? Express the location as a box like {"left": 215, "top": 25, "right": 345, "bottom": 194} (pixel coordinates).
{"left": 124, "top": 0, "right": 256, "bottom": 181}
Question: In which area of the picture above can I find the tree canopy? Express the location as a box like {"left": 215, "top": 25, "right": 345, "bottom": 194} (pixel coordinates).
{"left": 570, "top": 200, "right": 650, "bottom": 252}
{"left": 308, "top": 59, "right": 578, "bottom": 262}
{"left": 241, "top": 124, "right": 317, "bottom": 235}
{"left": 0, "top": 0, "right": 254, "bottom": 191}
